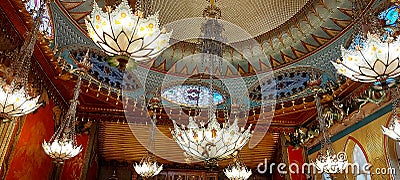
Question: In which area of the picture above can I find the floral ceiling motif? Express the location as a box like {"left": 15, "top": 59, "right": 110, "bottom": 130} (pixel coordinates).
{"left": 54, "top": 0, "right": 371, "bottom": 77}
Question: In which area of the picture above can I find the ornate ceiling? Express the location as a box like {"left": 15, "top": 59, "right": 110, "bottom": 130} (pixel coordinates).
{"left": 61, "top": 0, "right": 308, "bottom": 37}
{"left": 0, "top": 0, "right": 382, "bottom": 169}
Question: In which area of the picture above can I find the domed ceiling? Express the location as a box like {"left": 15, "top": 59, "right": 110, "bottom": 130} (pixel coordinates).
{"left": 54, "top": 0, "right": 363, "bottom": 77}
{"left": 61, "top": 0, "right": 308, "bottom": 37}
{"left": 0, "top": 0, "right": 380, "bottom": 169}
{"left": 49, "top": 0, "right": 370, "bottom": 108}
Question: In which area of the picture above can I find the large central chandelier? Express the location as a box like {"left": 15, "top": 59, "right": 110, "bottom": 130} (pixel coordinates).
{"left": 42, "top": 51, "right": 92, "bottom": 163}
{"left": 0, "top": 2, "right": 44, "bottom": 121}
{"left": 170, "top": 0, "right": 252, "bottom": 166}
{"left": 85, "top": 0, "right": 171, "bottom": 71}
{"left": 134, "top": 110, "right": 163, "bottom": 178}
{"left": 171, "top": 114, "right": 252, "bottom": 164}
{"left": 312, "top": 86, "right": 348, "bottom": 174}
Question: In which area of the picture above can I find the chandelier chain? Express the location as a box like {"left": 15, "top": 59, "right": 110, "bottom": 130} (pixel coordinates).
{"left": 49, "top": 50, "right": 91, "bottom": 144}
{"left": 149, "top": 111, "right": 157, "bottom": 153}
{"left": 392, "top": 86, "right": 399, "bottom": 123}
{"left": 10, "top": 4, "right": 45, "bottom": 89}
{"left": 136, "top": 0, "right": 152, "bottom": 18}
{"left": 315, "top": 94, "right": 334, "bottom": 153}
{"left": 50, "top": 74, "right": 82, "bottom": 143}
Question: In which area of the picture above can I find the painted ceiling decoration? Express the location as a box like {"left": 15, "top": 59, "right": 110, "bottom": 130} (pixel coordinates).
{"left": 2, "top": 0, "right": 386, "bottom": 155}
{"left": 0, "top": 0, "right": 389, "bottom": 169}
{"left": 35, "top": 0, "right": 379, "bottom": 122}
{"left": 55, "top": 0, "right": 371, "bottom": 77}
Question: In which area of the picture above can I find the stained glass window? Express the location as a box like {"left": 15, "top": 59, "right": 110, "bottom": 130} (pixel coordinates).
{"left": 378, "top": 5, "right": 400, "bottom": 36}
{"left": 352, "top": 144, "right": 371, "bottom": 180}
{"left": 161, "top": 85, "right": 224, "bottom": 108}
{"left": 25, "top": 0, "right": 53, "bottom": 38}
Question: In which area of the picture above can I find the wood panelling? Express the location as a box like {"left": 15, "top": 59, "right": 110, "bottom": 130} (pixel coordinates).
{"left": 99, "top": 122, "right": 279, "bottom": 169}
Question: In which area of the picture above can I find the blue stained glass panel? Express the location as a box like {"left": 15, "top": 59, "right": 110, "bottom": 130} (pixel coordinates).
{"left": 161, "top": 85, "right": 225, "bottom": 107}
{"left": 25, "top": 0, "right": 53, "bottom": 37}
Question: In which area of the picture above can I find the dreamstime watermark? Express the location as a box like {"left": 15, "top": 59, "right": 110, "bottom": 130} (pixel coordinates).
{"left": 257, "top": 158, "right": 396, "bottom": 175}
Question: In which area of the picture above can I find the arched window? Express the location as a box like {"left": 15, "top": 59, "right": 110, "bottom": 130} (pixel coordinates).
{"left": 352, "top": 144, "right": 371, "bottom": 180}
{"left": 322, "top": 173, "right": 331, "bottom": 180}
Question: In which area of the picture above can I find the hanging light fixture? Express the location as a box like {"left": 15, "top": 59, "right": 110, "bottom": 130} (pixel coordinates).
{"left": 170, "top": 0, "right": 252, "bottom": 167}
{"left": 331, "top": 1, "right": 400, "bottom": 90}
{"left": 85, "top": 0, "right": 171, "bottom": 71}
{"left": 331, "top": 33, "right": 400, "bottom": 89}
{"left": 134, "top": 109, "right": 163, "bottom": 178}
{"left": 224, "top": 152, "right": 252, "bottom": 180}
{"left": 0, "top": 2, "right": 45, "bottom": 121}
{"left": 311, "top": 87, "right": 348, "bottom": 174}
{"left": 331, "top": 1, "right": 400, "bottom": 142}
{"left": 42, "top": 50, "right": 92, "bottom": 163}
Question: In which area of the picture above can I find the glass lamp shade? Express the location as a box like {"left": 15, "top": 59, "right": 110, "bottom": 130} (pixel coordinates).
{"left": 332, "top": 33, "right": 400, "bottom": 85}
{"left": 382, "top": 120, "right": 400, "bottom": 141}
{"left": 0, "top": 84, "right": 41, "bottom": 119}
{"left": 42, "top": 139, "right": 82, "bottom": 163}
{"left": 170, "top": 115, "right": 252, "bottom": 162}
{"left": 224, "top": 162, "right": 252, "bottom": 180}
{"left": 133, "top": 158, "right": 163, "bottom": 178}
{"left": 85, "top": 0, "right": 171, "bottom": 63}
{"left": 313, "top": 150, "right": 348, "bottom": 174}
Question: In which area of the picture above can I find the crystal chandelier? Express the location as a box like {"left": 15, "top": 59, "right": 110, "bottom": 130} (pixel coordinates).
{"left": 134, "top": 111, "right": 163, "bottom": 178}
{"left": 312, "top": 90, "right": 348, "bottom": 174}
{"left": 85, "top": 0, "right": 171, "bottom": 71}
{"left": 170, "top": 0, "right": 252, "bottom": 166}
{"left": 0, "top": 3, "right": 45, "bottom": 121}
{"left": 224, "top": 153, "right": 252, "bottom": 180}
{"left": 42, "top": 51, "right": 92, "bottom": 163}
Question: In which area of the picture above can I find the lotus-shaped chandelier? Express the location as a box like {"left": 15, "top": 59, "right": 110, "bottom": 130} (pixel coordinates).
{"left": 314, "top": 150, "right": 348, "bottom": 174}
{"left": 0, "top": 85, "right": 41, "bottom": 120}
{"left": 332, "top": 33, "right": 400, "bottom": 89}
{"left": 42, "top": 139, "right": 82, "bottom": 163}
{"left": 332, "top": 2, "right": 400, "bottom": 141}
{"left": 170, "top": 0, "right": 252, "bottom": 166}
{"left": 0, "top": 4, "right": 45, "bottom": 121}
{"left": 85, "top": 0, "right": 171, "bottom": 71}
{"left": 134, "top": 110, "right": 163, "bottom": 178}
{"left": 43, "top": 51, "right": 92, "bottom": 163}
{"left": 224, "top": 155, "right": 252, "bottom": 180}
{"left": 312, "top": 140, "right": 349, "bottom": 174}
{"left": 382, "top": 121, "right": 400, "bottom": 141}
{"left": 170, "top": 115, "right": 252, "bottom": 164}
{"left": 134, "top": 152, "right": 163, "bottom": 178}
{"left": 311, "top": 90, "right": 348, "bottom": 174}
